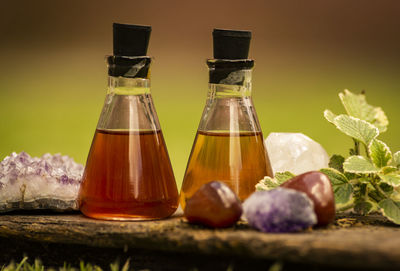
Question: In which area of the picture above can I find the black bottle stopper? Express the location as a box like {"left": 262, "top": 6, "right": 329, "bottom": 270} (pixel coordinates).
{"left": 209, "top": 28, "right": 253, "bottom": 85}
{"left": 213, "top": 29, "right": 251, "bottom": 59}
{"left": 108, "top": 23, "right": 152, "bottom": 78}
{"left": 113, "top": 23, "right": 151, "bottom": 56}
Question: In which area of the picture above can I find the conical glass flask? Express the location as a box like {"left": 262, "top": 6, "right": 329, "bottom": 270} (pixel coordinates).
{"left": 180, "top": 29, "right": 273, "bottom": 209}
{"left": 79, "top": 23, "right": 179, "bottom": 220}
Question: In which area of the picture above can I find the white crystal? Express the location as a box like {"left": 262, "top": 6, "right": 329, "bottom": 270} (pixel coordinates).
{"left": 0, "top": 152, "right": 84, "bottom": 212}
{"left": 265, "top": 133, "right": 329, "bottom": 175}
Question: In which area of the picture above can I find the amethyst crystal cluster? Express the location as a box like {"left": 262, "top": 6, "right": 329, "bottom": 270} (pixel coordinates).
{"left": 243, "top": 188, "right": 317, "bottom": 233}
{"left": 0, "top": 152, "right": 83, "bottom": 212}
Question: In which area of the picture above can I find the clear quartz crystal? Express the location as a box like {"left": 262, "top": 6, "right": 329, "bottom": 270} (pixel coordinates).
{"left": 0, "top": 152, "right": 83, "bottom": 212}
{"left": 265, "top": 132, "right": 329, "bottom": 175}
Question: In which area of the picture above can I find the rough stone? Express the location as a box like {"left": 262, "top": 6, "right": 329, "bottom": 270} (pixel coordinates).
{"left": 243, "top": 188, "right": 317, "bottom": 233}
{"left": 184, "top": 181, "right": 242, "bottom": 228}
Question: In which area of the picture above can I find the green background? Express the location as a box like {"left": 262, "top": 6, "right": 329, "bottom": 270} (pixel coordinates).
{"left": 1, "top": 1, "right": 399, "bottom": 187}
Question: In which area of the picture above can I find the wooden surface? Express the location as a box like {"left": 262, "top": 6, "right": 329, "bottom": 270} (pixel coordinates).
{"left": 0, "top": 212, "right": 399, "bottom": 270}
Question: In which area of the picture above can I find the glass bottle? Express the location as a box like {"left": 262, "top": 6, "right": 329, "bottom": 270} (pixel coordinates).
{"left": 180, "top": 29, "right": 273, "bottom": 209}
{"left": 79, "top": 23, "right": 179, "bottom": 220}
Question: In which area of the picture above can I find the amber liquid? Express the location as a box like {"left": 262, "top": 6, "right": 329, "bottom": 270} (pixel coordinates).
{"left": 180, "top": 130, "right": 273, "bottom": 209}
{"left": 79, "top": 129, "right": 179, "bottom": 220}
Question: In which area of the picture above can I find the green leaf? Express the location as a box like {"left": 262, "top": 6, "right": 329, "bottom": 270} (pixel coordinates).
{"left": 343, "top": 156, "right": 378, "bottom": 173}
{"left": 256, "top": 176, "right": 282, "bottom": 191}
{"left": 373, "top": 109, "right": 389, "bottom": 133}
{"left": 256, "top": 172, "right": 294, "bottom": 191}
{"left": 320, "top": 168, "right": 353, "bottom": 204}
{"left": 391, "top": 191, "right": 400, "bottom": 202}
{"left": 275, "top": 171, "right": 295, "bottom": 183}
{"left": 368, "top": 190, "right": 384, "bottom": 202}
{"left": 331, "top": 115, "right": 379, "bottom": 146}
{"left": 378, "top": 198, "right": 400, "bottom": 224}
{"left": 334, "top": 184, "right": 354, "bottom": 206}
{"left": 328, "top": 154, "right": 345, "bottom": 172}
{"left": 320, "top": 168, "right": 348, "bottom": 185}
{"left": 369, "top": 139, "right": 392, "bottom": 168}
{"left": 381, "top": 166, "right": 398, "bottom": 174}
{"left": 339, "top": 89, "right": 389, "bottom": 133}
{"left": 121, "top": 259, "right": 130, "bottom": 271}
{"left": 324, "top": 109, "right": 336, "bottom": 124}
{"left": 378, "top": 173, "right": 400, "bottom": 187}
{"left": 380, "top": 182, "right": 394, "bottom": 194}
{"left": 354, "top": 200, "right": 378, "bottom": 215}
{"left": 15, "top": 257, "right": 28, "bottom": 271}
{"left": 344, "top": 172, "right": 357, "bottom": 181}
{"left": 393, "top": 151, "right": 400, "bottom": 168}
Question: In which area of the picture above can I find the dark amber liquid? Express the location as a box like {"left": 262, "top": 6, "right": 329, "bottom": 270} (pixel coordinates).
{"left": 79, "top": 129, "right": 179, "bottom": 220}
{"left": 180, "top": 131, "right": 273, "bottom": 209}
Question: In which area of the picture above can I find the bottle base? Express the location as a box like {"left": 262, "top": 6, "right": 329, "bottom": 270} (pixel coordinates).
{"left": 80, "top": 201, "right": 178, "bottom": 221}
{"left": 81, "top": 212, "right": 171, "bottom": 221}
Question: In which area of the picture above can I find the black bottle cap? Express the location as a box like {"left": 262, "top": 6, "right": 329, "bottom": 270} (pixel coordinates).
{"left": 213, "top": 29, "right": 252, "bottom": 59}
{"left": 113, "top": 23, "right": 151, "bottom": 56}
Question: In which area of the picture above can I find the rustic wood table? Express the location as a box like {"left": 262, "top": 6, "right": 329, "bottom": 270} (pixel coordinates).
{"left": 0, "top": 212, "right": 399, "bottom": 271}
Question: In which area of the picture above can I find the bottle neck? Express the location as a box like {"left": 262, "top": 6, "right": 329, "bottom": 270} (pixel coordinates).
{"left": 208, "top": 69, "right": 252, "bottom": 98}
{"left": 207, "top": 59, "right": 253, "bottom": 98}
{"left": 106, "top": 55, "right": 151, "bottom": 95}
{"left": 108, "top": 76, "right": 150, "bottom": 95}
{"left": 99, "top": 75, "right": 158, "bottom": 131}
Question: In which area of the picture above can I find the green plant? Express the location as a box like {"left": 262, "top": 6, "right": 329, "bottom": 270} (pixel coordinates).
{"left": 0, "top": 258, "right": 132, "bottom": 271}
{"left": 257, "top": 90, "right": 400, "bottom": 224}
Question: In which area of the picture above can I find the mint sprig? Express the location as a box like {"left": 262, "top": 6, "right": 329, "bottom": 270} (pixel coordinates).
{"left": 321, "top": 90, "right": 400, "bottom": 224}
{"left": 323, "top": 90, "right": 400, "bottom": 224}
{"left": 257, "top": 90, "right": 400, "bottom": 224}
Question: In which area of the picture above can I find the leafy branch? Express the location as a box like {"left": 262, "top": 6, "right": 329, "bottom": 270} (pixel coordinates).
{"left": 257, "top": 90, "right": 400, "bottom": 224}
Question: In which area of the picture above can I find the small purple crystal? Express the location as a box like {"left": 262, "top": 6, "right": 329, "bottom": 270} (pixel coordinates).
{"left": 243, "top": 188, "right": 317, "bottom": 233}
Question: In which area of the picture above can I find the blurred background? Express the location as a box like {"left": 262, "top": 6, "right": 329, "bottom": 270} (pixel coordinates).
{"left": 1, "top": 0, "right": 399, "bottom": 187}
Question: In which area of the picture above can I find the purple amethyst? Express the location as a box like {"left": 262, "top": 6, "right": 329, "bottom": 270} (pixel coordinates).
{"left": 16, "top": 151, "right": 30, "bottom": 165}
{"left": 60, "top": 175, "right": 69, "bottom": 184}
{"left": 243, "top": 188, "right": 317, "bottom": 233}
{"left": 0, "top": 152, "right": 84, "bottom": 212}
{"left": 8, "top": 170, "right": 18, "bottom": 184}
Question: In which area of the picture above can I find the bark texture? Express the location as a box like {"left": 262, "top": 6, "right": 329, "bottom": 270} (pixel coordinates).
{"left": 0, "top": 213, "right": 398, "bottom": 270}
